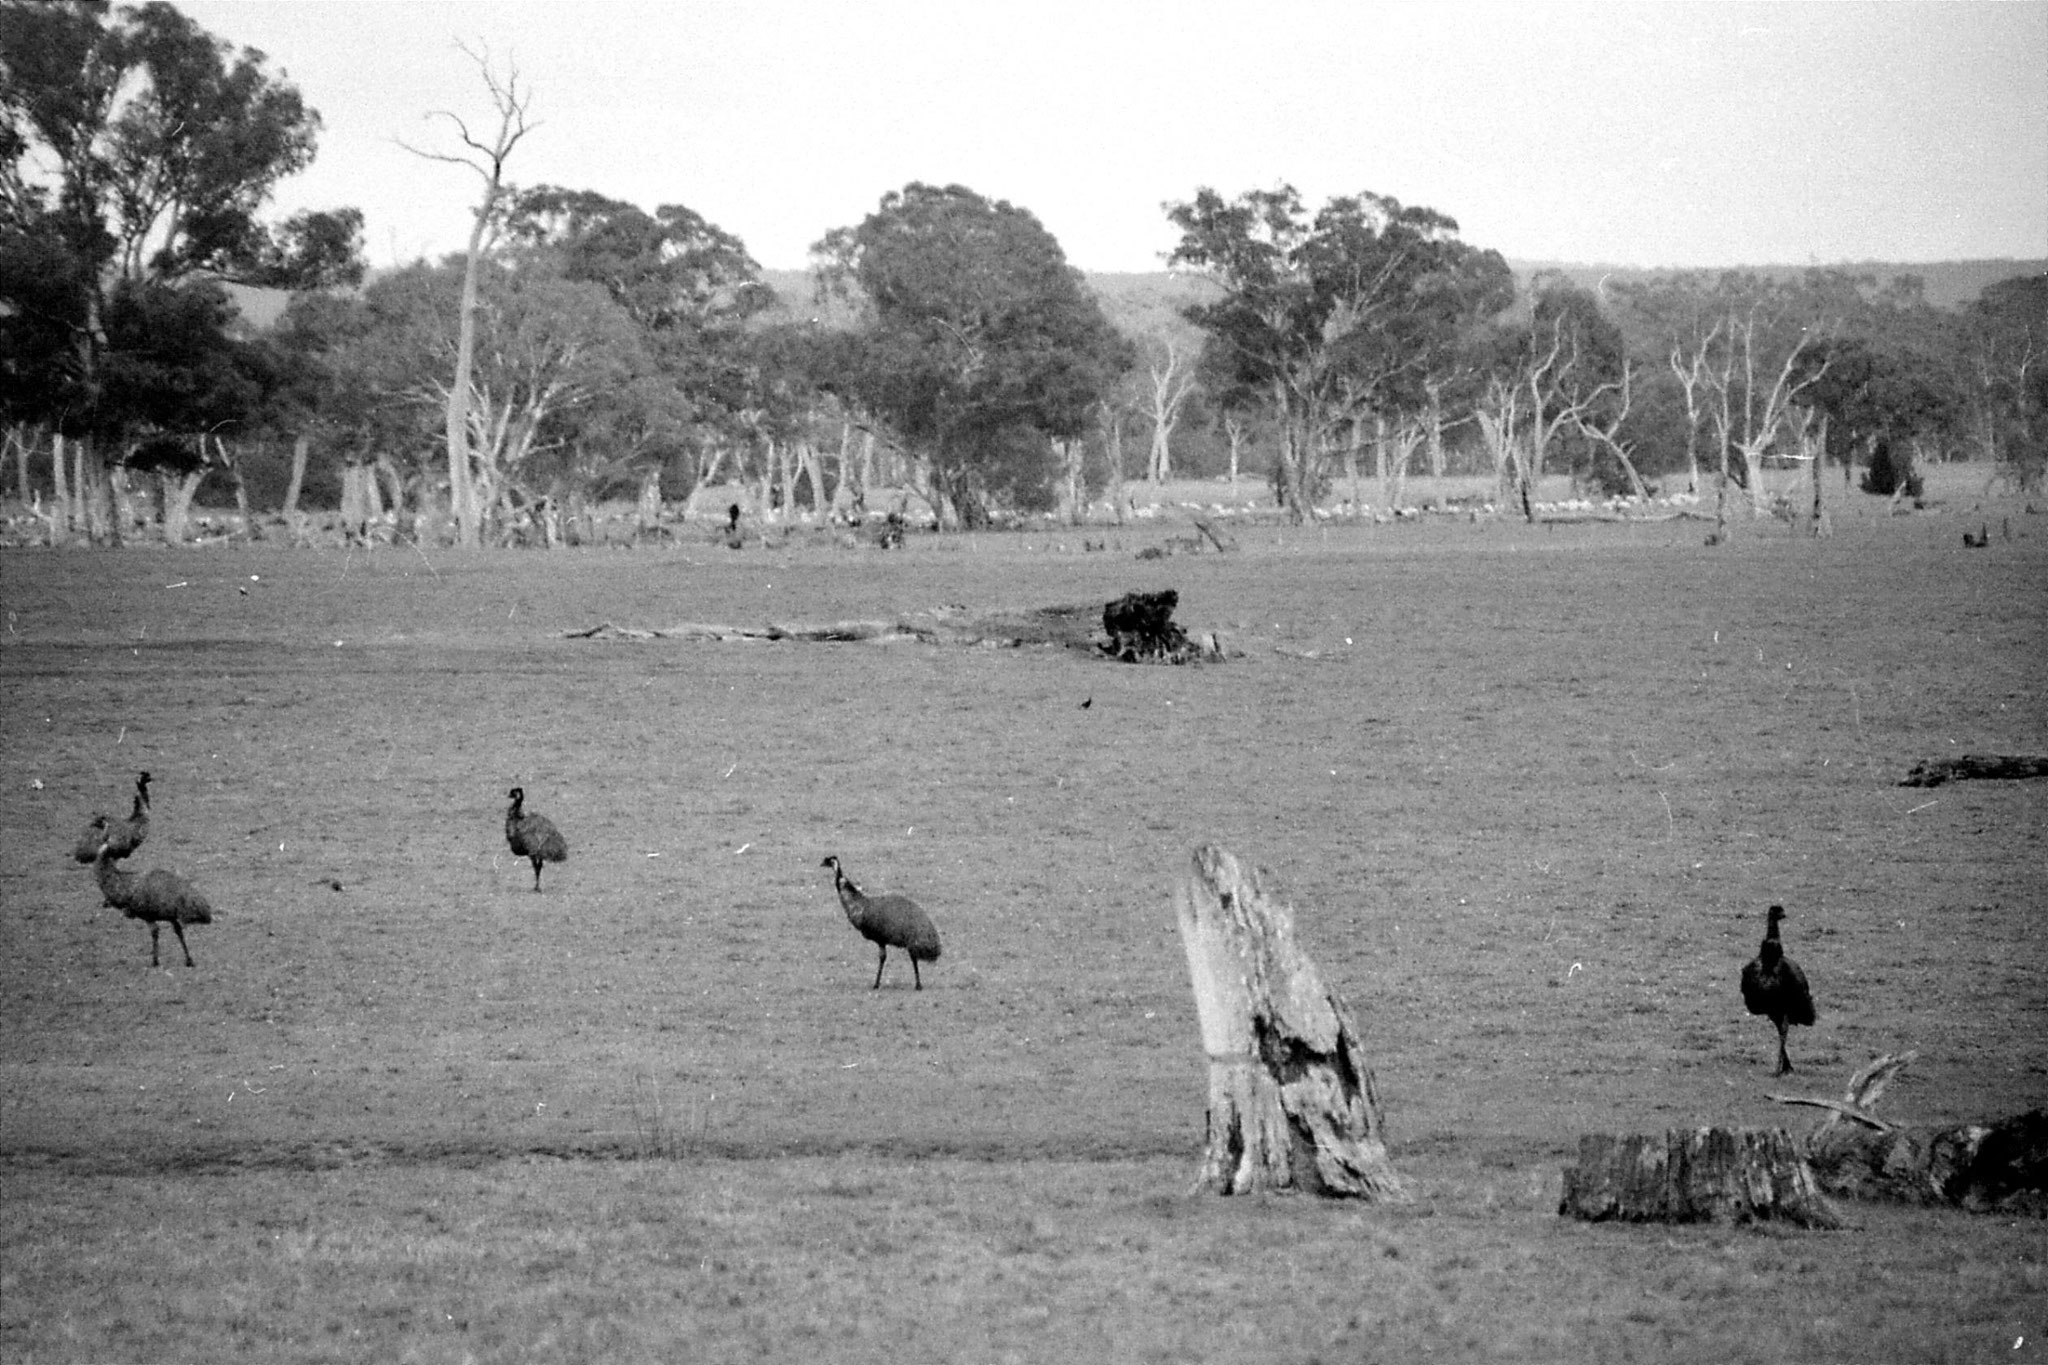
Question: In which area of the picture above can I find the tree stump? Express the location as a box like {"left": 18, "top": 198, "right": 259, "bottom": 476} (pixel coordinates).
{"left": 1173, "top": 845, "right": 1405, "bottom": 1199}
{"left": 1103, "top": 589, "right": 1215, "bottom": 663}
{"left": 1559, "top": 1128, "right": 1843, "bottom": 1227}
{"left": 1780, "top": 1053, "right": 2048, "bottom": 1212}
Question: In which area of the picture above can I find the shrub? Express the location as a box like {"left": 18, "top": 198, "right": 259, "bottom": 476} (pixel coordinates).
{"left": 1860, "top": 436, "right": 1923, "bottom": 498}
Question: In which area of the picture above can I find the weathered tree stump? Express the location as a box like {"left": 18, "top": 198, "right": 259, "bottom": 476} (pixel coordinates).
{"left": 1174, "top": 845, "right": 1405, "bottom": 1199}
{"left": 1781, "top": 1053, "right": 2048, "bottom": 1212}
{"left": 1559, "top": 1127, "right": 1843, "bottom": 1227}
{"left": 1102, "top": 589, "right": 1187, "bottom": 661}
{"left": 1101, "top": 589, "right": 1223, "bottom": 663}
{"left": 1899, "top": 753, "right": 2048, "bottom": 787}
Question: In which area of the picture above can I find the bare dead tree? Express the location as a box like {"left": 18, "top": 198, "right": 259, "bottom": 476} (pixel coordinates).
{"left": 398, "top": 42, "right": 536, "bottom": 549}
{"left": 1568, "top": 361, "right": 1654, "bottom": 503}
{"left": 1142, "top": 333, "right": 1198, "bottom": 484}
{"left": 1667, "top": 320, "right": 1720, "bottom": 495}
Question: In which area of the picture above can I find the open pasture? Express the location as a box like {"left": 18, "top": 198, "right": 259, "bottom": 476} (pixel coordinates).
{"left": 1, "top": 485, "right": 2044, "bottom": 1362}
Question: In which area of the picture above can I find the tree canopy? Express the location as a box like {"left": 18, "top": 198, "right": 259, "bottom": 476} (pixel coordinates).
{"left": 1165, "top": 184, "right": 1511, "bottom": 519}
{"left": 811, "top": 182, "right": 1131, "bottom": 525}
{"left": 0, "top": 0, "right": 360, "bottom": 449}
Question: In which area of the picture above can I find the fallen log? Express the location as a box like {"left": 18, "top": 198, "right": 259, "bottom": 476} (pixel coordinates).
{"left": 1778, "top": 1053, "right": 2048, "bottom": 1211}
{"left": 567, "top": 592, "right": 1231, "bottom": 661}
{"left": 1898, "top": 754, "right": 2048, "bottom": 787}
{"left": 1558, "top": 1127, "right": 1843, "bottom": 1227}
{"left": 1174, "top": 845, "right": 1405, "bottom": 1199}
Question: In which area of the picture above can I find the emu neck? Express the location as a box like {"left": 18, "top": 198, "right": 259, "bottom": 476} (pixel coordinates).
{"left": 93, "top": 853, "right": 132, "bottom": 899}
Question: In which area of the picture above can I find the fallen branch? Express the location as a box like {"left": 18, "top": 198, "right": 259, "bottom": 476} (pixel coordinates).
{"left": 1768, "top": 1094, "right": 1897, "bottom": 1133}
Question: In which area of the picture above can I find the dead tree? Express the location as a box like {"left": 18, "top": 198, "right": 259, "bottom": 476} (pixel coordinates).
{"left": 401, "top": 43, "right": 536, "bottom": 549}
{"left": 1174, "top": 845, "right": 1406, "bottom": 1199}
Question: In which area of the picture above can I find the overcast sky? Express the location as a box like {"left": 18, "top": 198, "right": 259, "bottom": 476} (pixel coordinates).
{"left": 174, "top": 0, "right": 2048, "bottom": 275}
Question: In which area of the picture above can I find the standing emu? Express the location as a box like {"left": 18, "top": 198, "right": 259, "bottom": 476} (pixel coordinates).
{"left": 1741, "top": 904, "right": 1817, "bottom": 1075}
{"left": 91, "top": 839, "right": 212, "bottom": 967}
{"left": 505, "top": 787, "right": 568, "bottom": 891}
{"left": 73, "top": 770, "right": 150, "bottom": 864}
{"left": 821, "top": 855, "right": 941, "bottom": 989}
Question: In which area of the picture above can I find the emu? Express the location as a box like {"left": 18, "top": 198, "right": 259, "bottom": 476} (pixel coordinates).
{"left": 1741, "top": 904, "right": 1817, "bottom": 1076}
{"left": 91, "top": 840, "right": 212, "bottom": 968}
{"left": 821, "top": 855, "right": 941, "bottom": 990}
{"left": 504, "top": 787, "right": 568, "bottom": 891}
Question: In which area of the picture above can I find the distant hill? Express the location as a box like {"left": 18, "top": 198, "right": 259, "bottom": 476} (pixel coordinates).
{"left": 1504, "top": 259, "right": 2048, "bottom": 312}
{"left": 760, "top": 259, "right": 2044, "bottom": 331}
{"left": 236, "top": 258, "right": 2046, "bottom": 336}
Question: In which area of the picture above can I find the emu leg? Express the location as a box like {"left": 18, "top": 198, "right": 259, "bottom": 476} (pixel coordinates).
{"left": 171, "top": 921, "right": 195, "bottom": 968}
{"left": 1775, "top": 1020, "right": 1794, "bottom": 1076}
{"left": 872, "top": 945, "right": 887, "bottom": 990}
{"left": 149, "top": 922, "right": 162, "bottom": 967}
{"left": 531, "top": 858, "right": 544, "bottom": 892}
{"left": 911, "top": 957, "right": 923, "bottom": 991}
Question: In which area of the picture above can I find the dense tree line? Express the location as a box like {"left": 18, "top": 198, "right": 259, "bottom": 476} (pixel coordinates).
{"left": 4, "top": 1, "right": 2042, "bottom": 546}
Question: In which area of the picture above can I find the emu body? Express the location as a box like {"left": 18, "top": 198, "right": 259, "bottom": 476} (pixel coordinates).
{"left": 1741, "top": 904, "right": 1817, "bottom": 1076}
{"left": 505, "top": 787, "right": 568, "bottom": 891}
{"left": 821, "top": 855, "right": 941, "bottom": 989}
{"left": 92, "top": 841, "right": 211, "bottom": 967}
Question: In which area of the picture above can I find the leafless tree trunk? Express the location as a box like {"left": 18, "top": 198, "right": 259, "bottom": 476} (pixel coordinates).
{"left": 5, "top": 425, "right": 27, "bottom": 503}
{"left": 1175, "top": 845, "right": 1406, "bottom": 1200}
{"left": 1143, "top": 334, "right": 1197, "bottom": 483}
{"left": 1668, "top": 324, "right": 1719, "bottom": 495}
{"left": 1101, "top": 404, "right": 1128, "bottom": 524}
{"left": 51, "top": 431, "right": 72, "bottom": 535}
{"left": 1222, "top": 411, "right": 1249, "bottom": 495}
{"left": 281, "top": 434, "right": 311, "bottom": 519}
{"left": 402, "top": 44, "right": 535, "bottom": 550}
{"left": 1570, "top": 362, "right": 1653, "bottom": 503}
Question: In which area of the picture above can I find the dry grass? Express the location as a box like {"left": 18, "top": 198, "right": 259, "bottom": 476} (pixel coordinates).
{"left": 1, "top": 469, "right": 2043, "bottom": 1362}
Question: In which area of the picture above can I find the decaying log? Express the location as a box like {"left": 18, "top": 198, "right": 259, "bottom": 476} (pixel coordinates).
{"left": 568, "top": 592, "right": 1230, "bottom": 662}
{"left": 1174, "top": 845, "right": 1405, "bottom": 1199}
{"left": 1559, "top": 1128, "right": 1843, "bottom": 1227}
{"left": 1779, "top": 1053, "right": 2048, "bottom": 1211}
{"left": 1899, "top": 753, "right": 2048, "bottom": 787}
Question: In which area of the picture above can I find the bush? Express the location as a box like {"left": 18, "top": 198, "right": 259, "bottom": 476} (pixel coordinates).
{"left": 1860, "top": 436, "right": 1923, "bottom": 498}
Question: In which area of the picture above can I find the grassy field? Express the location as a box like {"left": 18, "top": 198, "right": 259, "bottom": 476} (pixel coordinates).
{"left": 2, "top": 470, "right": 2043, "bottom": 1363}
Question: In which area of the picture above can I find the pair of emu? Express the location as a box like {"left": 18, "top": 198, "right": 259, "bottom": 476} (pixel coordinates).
{"left": 503, "top": 788, "right": 941, "bottom": 989}
{"left": 73, "top": 772, "right": 213, "bottom": 968}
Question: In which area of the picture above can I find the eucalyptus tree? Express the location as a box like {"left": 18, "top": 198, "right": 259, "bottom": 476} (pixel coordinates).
{"left": 1958, "top": 274, "right": 2045, "bottom": 490}
{"left": 310, "top": 257, "right": 652, "bottom": 539}
{"left": 1471, "top": 274, "right": 1646, "bottom": 516}
{"left": 500, "top": 186, "right": 775, "bottom": 501}
{"left": 811, "top": 182, "right": 1131, "bottom": 527}
{"left": 1164, "top": 185, "right": 1510, "bottom": 521}
{"left": 0, "top": 0, "right": 360, "bottom": 538}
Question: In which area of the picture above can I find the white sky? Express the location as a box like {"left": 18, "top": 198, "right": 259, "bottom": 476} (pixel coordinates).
{"left": 174, "top": 0, "right": 2048, "bottom": 274}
